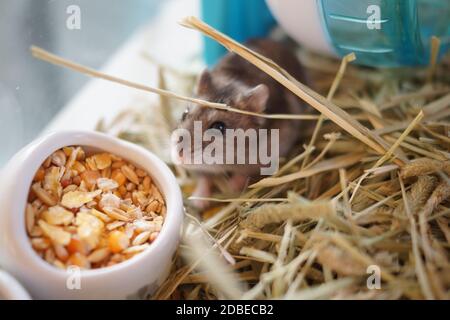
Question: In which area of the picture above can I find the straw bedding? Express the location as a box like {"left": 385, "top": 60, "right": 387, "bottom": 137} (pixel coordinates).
{"left": 36, "top": 17, "right": 450, "bottom": 300}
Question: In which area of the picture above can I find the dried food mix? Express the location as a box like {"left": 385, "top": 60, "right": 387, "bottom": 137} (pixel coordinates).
{"left": 26, "top": 146, "right": 166, "bottom": 270}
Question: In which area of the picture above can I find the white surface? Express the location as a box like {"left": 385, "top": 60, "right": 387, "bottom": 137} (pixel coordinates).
{"left": 44, "top": 0, "right": 202, "bottom": 134}
{"left": 266, "top": 0, "right": 334, "bottom": 56}
{"left": 0, "top": 131, "right": 183, "bottom": 299}
{"left": 0, "top": 270, "right": 31, "bottom": 300}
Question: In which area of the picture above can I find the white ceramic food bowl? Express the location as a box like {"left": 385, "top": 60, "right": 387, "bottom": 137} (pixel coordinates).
{"left": 0, "top": 131, "right": 183, "bottom": 299}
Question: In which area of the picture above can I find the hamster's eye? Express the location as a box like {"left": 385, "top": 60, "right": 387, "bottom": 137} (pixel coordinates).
{"left": 181, "top": 109, "right": 189, "bottom": 121}
{"left": 209, "top": 121, "right": 226, "bottom": 134}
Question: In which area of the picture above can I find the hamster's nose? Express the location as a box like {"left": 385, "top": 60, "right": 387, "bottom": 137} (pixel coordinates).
{"left": 170, "top": 142, "right": 187, "bottom": 165}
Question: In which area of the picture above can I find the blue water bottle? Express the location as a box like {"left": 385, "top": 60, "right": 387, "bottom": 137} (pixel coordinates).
{"left": 267, "top": 0, "right": 450, "bottom": 67}
{"left": 201, "top": 0, "right": 276, "bottom": 66}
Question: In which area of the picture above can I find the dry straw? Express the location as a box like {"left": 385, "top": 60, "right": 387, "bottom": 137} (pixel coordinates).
{"left": 31, "top": 16, "right": 449, "bottom": 300}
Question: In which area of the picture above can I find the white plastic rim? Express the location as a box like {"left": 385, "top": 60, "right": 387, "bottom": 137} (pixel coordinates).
{"left": 266, "top": 0, "right": 335, "bottom": 56}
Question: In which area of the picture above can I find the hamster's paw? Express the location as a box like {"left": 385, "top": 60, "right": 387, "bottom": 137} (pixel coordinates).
{"left": 190, "top": 176, "right": 213, "bottom": 210}
{"left": 229, "top": 174, "right": 249, "bottom": 193}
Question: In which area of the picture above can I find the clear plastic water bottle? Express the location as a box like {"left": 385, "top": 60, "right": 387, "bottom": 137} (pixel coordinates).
{"left": 267, "top": 0, "right": 450, "bottom": 67}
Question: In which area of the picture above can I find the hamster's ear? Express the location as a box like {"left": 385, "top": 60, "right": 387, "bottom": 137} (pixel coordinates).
{"left": 197, "top": 69, "right": 213, "bottom": 95}
{"left": 241, "top": 84, "right": 269, "bottom": 113}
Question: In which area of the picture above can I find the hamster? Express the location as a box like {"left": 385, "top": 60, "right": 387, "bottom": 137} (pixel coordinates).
{"left": 174, "top": 39, "right": 309, "bottom": 208}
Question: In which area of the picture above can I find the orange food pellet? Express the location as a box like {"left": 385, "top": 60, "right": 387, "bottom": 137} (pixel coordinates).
{"left": 149, "top": 232, "right": 159, "bottom": 243}
{"left": 63, "top": 147, "right": 73, "bottom": 157}
{"left": 72, "top": 175, "right": 81, "bottom": 186}
{"left": 33, "top": 168, "right": 45, "bottom": 182}
{"left": 108, "top": 231, "right": 129, "bottom": 253}
{"left": 67, "top": 237, "right": 87, "bottom": 255}
{"left": 67, "top": 253, "right": 91, "bottom": 269}
{"left": 142, "top": 176, "right": 151, "bottom": 192}
{"left": 118, "top": 185, "right": 127, "bottom": 197}
{"left": 111, "top": 160, "right": 126, "bottom": 169}
{"left": 111, "top": 170, "right": 127, "bottom": 187}
{"left": 76, "top": 148, "right": 86, "bottom": 161}
{"left": 61, "top": 178, "right": 72, "bottom": 188}
{"left": 80, "top": 170, "right": 101, "bottom": 189}
{"left": 54, "top": 244, "right": 69, "bottom": 262}
{"left": 121, "top": 165, "right": 140, "bottom": 185}
{"left": 72, "top": 161, "right": 86, "bottom": 173}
